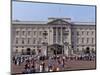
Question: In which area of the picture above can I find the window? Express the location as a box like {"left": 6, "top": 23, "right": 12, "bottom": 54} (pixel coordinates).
{"left": 22, "top": 31, "right": 25, "bottom": 35}
{"left": 82, "top": 48, "right": 84, "bottom": 53}
{"left": 63, "top": 27, "right": 66, "bottom": 30}
{"left": 21, "top": 49, "right": 24, "bottom": 55}
{"left": 32, "top": 27, "right": 35, "bottom": 30}
{"left": 87, "top": 31, "right": 89, "bottom": 35}
{"left": 16, "top": 38, "right": 18, "bottom": 44}
{"left": 77, "top": 38, "right": 79, "bottom": 43}
{"left": 92, "top": 38, "right": 94, "bottom": 43}
{"left": 16, "top": 31, "right": 19, "bottom": 35}
{"left": 27, "top": 38, "right": 30, "bottom": 44}
{"left": 33, "top": 38, "right": 36, "bottom": 44}
{"left": 82, "top": 38, "right": 84, "bottom": 43}
{"left": 37, "top": 46, "right": 41, "bottom": 48}
{"left": 39, "top": 31, "right": 42, "bottom": 36}
{"left": 22, "top": 38, "right": 24, "bottom": 44}
{"left": 77, "top": 48, "right": 79, "bottom": 52}
{"left": 28, "top": 31, "right": 31, "bottom": 35}
{"left": 33, "top": 31, "right": 36, "bottom": 35}
{"left": 22, "top": 46, "right": 24, "bottom": 48}
{"left": 82, "top": 48, "right": 84, "bottom": 50}
{"left": 16, "top": 46, "right": 18, "bottom": 48}
{"left": 15, "top": 49, "right": 18, "bottom": 53}
{"left": 72, "top": 32, "right": 74, "bottom": 35}
{"left": 87, "top": 38, "right": 89, "bottom": 43}
{"left": 33, "top": 46, "right": 35, "bottom": 48}
{"left": 77, "top": 32, "right": 79, "bottom": 35}
{"left": 82, "top": 31, "right": 84, "bottom": 35}
{"left": 92, "top": 48, "right": 94, "bottom": 51}
{"left": 42, "top": 27, "right": 45, "bottom": 30}
{"left": 38, "top": 38, "right": 42, "bottom": 44}
{"left": 91, "top": 31, "right": 94, "bottom": 35}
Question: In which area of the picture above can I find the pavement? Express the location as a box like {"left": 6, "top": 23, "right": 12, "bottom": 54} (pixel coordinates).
{"left": 11, "top": 60, "right": 96, "bottom": 74}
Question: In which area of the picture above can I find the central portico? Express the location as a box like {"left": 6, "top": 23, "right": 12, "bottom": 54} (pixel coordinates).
{"left": 41, "top": 18, "right": 72, "bottom": 56}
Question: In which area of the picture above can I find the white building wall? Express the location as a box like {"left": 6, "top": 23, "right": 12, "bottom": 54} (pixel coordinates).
{"left": 71, "top": 25, "right": 95, "bottom": 54}
{"left": 11, "top": 19, "right": 96, "bottom": 56}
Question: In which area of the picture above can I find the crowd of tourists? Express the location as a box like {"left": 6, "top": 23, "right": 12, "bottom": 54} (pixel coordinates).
{"left": 12, "top": 54, "right": 95, "bottom": 74}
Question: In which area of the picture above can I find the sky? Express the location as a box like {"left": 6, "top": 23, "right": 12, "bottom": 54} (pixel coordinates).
{"left": 12, "top": 1, "right": 96, "bottom": 22}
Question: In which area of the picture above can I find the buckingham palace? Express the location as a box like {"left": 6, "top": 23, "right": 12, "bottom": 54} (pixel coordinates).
{"left": 11, "top": 18, "right": 96, "bottom": 56}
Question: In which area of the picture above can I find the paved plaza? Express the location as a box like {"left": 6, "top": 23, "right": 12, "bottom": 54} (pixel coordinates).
{"left": 11, "top": 55, "right": 96, "bottom": 74}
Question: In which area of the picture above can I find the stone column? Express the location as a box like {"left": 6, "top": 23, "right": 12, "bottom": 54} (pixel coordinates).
{"left": 56, "top": 27, "right": 58, "bottom": 44}
{"left": 61, "top": 27, "right": 63, "bottom": 45}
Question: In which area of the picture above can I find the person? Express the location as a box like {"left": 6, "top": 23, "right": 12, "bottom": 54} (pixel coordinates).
{"left": 42, "top": 62, "right": 45, "bottom": 72}
{"left": 14, "top": 59, "right": 17, "bottom": 65}
{"left": 39, "top": 64, "right": 43, "bottom": 72}
{"left": 18, "top": 58, "right": 21, "bottom": 66}
{"left": 22, "top": 68, "right": 28, "bottom": 74}
{"left": 16, "top": 59, "right": 19, "bottom": 66}
{"left": 25, "top": 63, "right": 28, "bottom": 70}
{"left": 35, "top": 63, "right": 39, "bottom": 72}
{"left": 53, "top": 66, "right": 57, "bottom": 72}
{"left": 45, "top": 66, "right": 49, "bottom": 72}
{"left": 49, "top": 65, "right": 53, "bottom": 72}
{"left": 30, "top": 64, "right": 35, "bottom": 73}
{"left": 21, "top": 56, "right": 23, "bottom": 63}
{"left": 26, "top": 67, "right": 31, "bottom": 74}
{"left": 56, "top": 67, "right": 60, "bottom": 71}
{"left": 60, "top": 60, "right": 64, "bottom": 68}
{"left": 12, "top": 56, "right": 15, "bottom": 63}
{"left": 23, "top": 63, "right": 31, "bottom": 74}
{"left": 57, "top": 59, "right": 61, "bottom": 64}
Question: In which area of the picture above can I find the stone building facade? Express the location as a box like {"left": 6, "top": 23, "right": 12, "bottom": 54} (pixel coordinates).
{"left": 11, "top": 18, "right": 96, "bottom": 56}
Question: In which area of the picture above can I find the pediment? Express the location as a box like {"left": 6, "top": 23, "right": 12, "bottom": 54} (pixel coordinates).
{"left": 48, "top": 19, "right": 70, "bottom": 25}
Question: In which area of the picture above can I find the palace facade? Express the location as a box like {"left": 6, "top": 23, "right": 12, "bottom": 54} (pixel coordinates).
{"left": 11, "top": 18, "right": 96, "bottom": 56}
